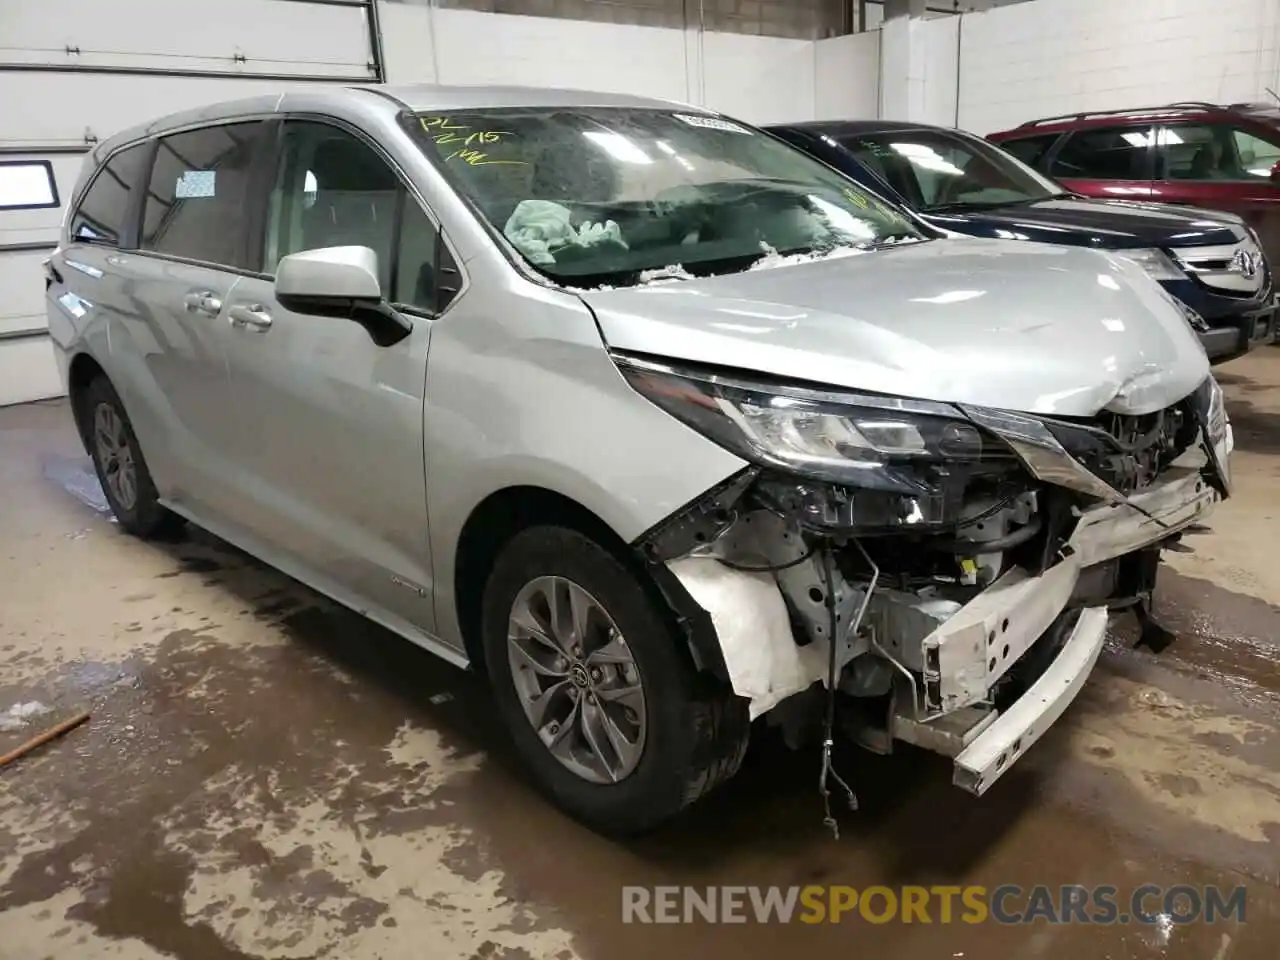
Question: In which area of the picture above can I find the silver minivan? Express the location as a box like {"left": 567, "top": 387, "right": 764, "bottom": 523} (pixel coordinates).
{"left": 46, "top": 84, "right": 1232, "bottom": 835}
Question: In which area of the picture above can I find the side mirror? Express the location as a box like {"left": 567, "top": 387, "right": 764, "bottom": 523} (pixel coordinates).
{"left": 1270, "top": 161, "right": 1280, "bottom": 183}
{"left": 274, "top": 246, "right": 411, "bottom": 347}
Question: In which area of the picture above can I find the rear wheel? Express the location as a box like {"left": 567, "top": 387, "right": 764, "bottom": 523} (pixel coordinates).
{"left": 481, "top": 525, "right": 749, "bottom": 835}
{"left": 83, "top": 376, "right": 184, "bottom": 539}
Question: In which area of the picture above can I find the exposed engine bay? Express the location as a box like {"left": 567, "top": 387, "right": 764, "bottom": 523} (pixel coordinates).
{"left": 630, "top": 360, "right": 1233, "bottom": 819}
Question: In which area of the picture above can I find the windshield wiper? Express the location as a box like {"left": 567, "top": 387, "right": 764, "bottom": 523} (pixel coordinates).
{"left": 927, "top": 196, "right": 1057, "bottom": 213}
{"left": 870, "top": 234, "right": 926, "bottom": 248}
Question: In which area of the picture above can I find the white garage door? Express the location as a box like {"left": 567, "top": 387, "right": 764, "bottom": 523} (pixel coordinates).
{"left": 0, "top": 0, "right": 382, "bottom": 406}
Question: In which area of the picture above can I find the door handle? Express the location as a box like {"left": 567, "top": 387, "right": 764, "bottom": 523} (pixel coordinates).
{"left": 227, "top": 304, "right": 273, "bottom": 331}
{"left": 183, "top": 291, "right": 223, "bottom": 317}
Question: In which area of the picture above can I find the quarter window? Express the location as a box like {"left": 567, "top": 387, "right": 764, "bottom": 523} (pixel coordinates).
{"left": 68, "top": 143, "right": 150, "bottom": 245}
{"left": 264, "top": 121, "right": 448, "bottom": 313}
{"left": 1049, "top": 127, "right": 1153, "bottom": 180}
{"left": 1232, "top": 129, "right": 1280, "bottom": 178}
{"left": 1152, "top": 124, "right": 1280, "bottom": 181}
{"left": 0, "top": 160, "right": 58, "bottom": 211}
{"left": 141, "top": 121, "right": 266, "bottom": 268}
{"left": 997, "top": 134, "right": 1059, "bottom": 170}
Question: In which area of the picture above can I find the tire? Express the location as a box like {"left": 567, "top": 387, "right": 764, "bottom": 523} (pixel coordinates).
{"left": 82, "top": 375, "right": 184, "bottom": 539}
{"left": 481, "top": 525, "right": 750, "bottom": 835}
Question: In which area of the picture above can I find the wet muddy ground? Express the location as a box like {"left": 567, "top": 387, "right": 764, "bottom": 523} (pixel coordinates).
{"left": 4, "top": 353, "right": 1280, "bottom": 959}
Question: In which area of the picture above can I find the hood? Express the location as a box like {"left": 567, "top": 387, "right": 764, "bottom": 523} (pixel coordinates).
{"left": 922, "top": 196, "right": 1244, "bottom": 250}
{"left": 579, "top": 238, "right": 1210, "bottom": 417}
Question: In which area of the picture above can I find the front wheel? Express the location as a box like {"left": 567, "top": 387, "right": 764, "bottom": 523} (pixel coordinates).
{"left": 481, "top": 526, "right": 749, "bottom": 835}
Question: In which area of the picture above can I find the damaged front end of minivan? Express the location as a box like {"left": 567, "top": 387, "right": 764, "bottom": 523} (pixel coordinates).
{"left": 621, "top": 354, "right": 1233, "bottom": 801}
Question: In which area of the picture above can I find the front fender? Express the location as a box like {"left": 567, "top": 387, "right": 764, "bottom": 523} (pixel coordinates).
{"left": 421, "top": 276, "right": 747, "bottom": 648}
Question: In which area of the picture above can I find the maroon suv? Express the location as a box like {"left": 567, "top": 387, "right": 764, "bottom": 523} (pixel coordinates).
{"left": 988, "top": 101, "right": 1280, "bottom": 265}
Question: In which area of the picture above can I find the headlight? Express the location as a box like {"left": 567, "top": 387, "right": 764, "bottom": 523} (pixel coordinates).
{"left": 1206, "top": 376, "right": 1227, "bottom": 444}
{"left": 1120, "top": 247, "right": 1187, "bottom": 281}
{"left": 616, "top": 355, "right": 1032, "bottom": 534}
{"left": 1167, "top": 292, "right": 1210, "bottom": 332}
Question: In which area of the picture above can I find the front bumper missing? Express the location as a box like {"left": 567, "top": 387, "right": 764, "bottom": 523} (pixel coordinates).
{"left": 661, "top": 403, "right": 1231, "bottom": 792}
{"left": 951, "top": 606, "right": 1109, "bottom": 794}
{"left": 896, "top": 452, "right": 1223, "bottom": 795}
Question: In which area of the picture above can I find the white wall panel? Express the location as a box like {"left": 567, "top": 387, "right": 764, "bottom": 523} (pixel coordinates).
{"left": 378, "top": 1, "right": 441, "bottom": 85}
{"left": 918, "top": 16, "right": 959, "bottom": 127}
{"left": 878, "top": 16, "right": 958, "bottom": 126}
{"left": 701, "top": 33, "right": 816, "bottom": 123}
{"left": 0, "top": 0, "right": 378, "bottom": 404}
{"left": 379, "top": 4, "right": 830, "bottom": 125}
{"left": 381, "top": 5, "right": 693, "bottom": 105}
{"left": 814, "top": 32, "right": 880, "bottom": 121}
{"left": 0, "top": 248, "right": 48, "bottom": 337}
{"left": 0, "top": 339, "right": 62, "bottom": 406}
{"left": 432, "top": 8, "right": 690, "bottom": 101}
{"left": 957, "top": 0, "right": 1280, "bottom": 135}
{"left": 880, "top": 17, "right": 911, "bottom": 122}
{"left": 0, "top": 73, "right": 318, "bottom": 152}
{"left": 1, "top": 0, "right": 371, "bottom": 77}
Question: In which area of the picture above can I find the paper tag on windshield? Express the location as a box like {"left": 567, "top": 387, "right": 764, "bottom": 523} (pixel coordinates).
{"left": 674, "top": 113, "right": 751, "bottom": 134}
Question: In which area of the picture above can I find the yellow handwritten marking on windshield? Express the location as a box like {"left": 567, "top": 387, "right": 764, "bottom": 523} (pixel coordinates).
{"left": 447, "top": 147, "right": 527, "bottom": 166}
{"left": 421, "top": 116, "right": 467, "bottom": 132}
{"left": 843, "top": 188, "right": 870, "bottom": 209}
{"left": 433, "top": 129, "right": 513, "bottom": 147}
{"left": 420, "top": 116, "right": 528, "bottom": 166}
{"left": 841, "top": 187, "right": 907, "bottom": 223}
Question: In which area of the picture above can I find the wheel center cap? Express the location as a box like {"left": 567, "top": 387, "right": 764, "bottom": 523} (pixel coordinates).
{"left": 569, "top": 662, "right": 590, "bottom": 688}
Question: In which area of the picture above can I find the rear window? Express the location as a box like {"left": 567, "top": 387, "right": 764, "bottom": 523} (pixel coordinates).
{"left": 141, "top": 121, "right": 265, "bottom": 269}
{"left": 69, "top": 143, "right": 151, "bottom": 245}
{"left": 1049, "top": 127, "right": 1152, "bottom": 180}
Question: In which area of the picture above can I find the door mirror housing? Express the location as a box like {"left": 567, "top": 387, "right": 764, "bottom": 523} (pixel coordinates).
{"left": 1270, "top": 160, "right": 1280, "bottom": 182}
{"left": 276, "top": 245, "right": 382, "bottom": 302}
{"left": 274, "top": 245, "right": 412, "bottom": 346}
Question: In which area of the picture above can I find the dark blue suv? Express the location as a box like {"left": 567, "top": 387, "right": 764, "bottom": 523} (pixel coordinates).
{"left": 767, "top": 119, "right": 1275, "bottom": 364}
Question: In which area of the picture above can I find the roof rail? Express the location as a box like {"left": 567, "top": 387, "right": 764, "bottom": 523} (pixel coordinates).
{"left": 1018, "top": 101, "right": 1225, "bottom": 128}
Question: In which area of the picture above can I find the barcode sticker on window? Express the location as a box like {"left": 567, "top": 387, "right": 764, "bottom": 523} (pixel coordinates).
{"left": 175, "top": 170, "right": 216, "bottom": 199}
{"left": 674, "top": 113, "right": 751, "bottom": 135}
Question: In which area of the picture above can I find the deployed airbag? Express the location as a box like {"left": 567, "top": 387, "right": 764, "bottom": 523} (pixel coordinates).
{"left": 667, "top": 555, "right": 828, "bottom": 718}
{"left": 503, "top": 199, "right": 626, "bottom": 265}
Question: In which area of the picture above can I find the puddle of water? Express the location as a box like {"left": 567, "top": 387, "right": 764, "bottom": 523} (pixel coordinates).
{"left": 41, "top": 455, "right": 114, "bottom": 519}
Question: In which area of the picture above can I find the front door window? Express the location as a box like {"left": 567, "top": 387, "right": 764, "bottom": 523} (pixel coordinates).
{"left": 1049, "top": 126, "right": 1154, "bottom": 181}
{"left": 263, "top": 121, "right": 448, "bottom": 314}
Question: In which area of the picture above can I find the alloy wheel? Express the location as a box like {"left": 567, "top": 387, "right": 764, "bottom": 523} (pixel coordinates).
{"left": 92, "top": 402, "right": 137, "bottom": 512}
{"left": 506, "top": 575, "right": 647, "bottom": 784}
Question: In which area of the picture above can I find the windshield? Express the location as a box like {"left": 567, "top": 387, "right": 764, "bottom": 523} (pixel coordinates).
{"left": 835, "top": 128, "right": 1067, "bottom": 212}
{"left": 406, "top": 107, "right": 925, "bottom": 287}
